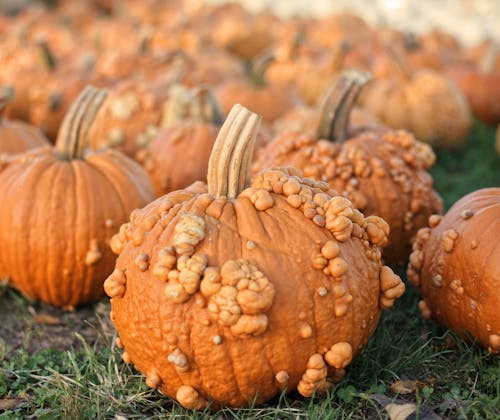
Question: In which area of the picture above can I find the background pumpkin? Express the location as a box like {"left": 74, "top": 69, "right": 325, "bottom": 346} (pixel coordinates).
{"left": 0, "top": 85, "right": 155, "bottom": 309}
{"left": 253, "top": 71, "right": 443, "bottom": 264}
{"left": 0, "top": 86, "right": 49, "bottom": 157}
{"left": 407, "top": 188, "right": 500, "bottom": 354}
{"left": 105, "top": 104, "right": 405, "bottom": 409}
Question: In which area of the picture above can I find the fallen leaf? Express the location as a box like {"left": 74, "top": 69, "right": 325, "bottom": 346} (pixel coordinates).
{"left": 33, "top": 313, "right": 63, "bottom": 325}
{"left": 0, "top": 398, "right": 21, "bottom": 410}
{"left": 391, "top": 380, "right": 418, "bottom": 395}
{"left": 385, "top": 402, "right": 417, "bottom": 420}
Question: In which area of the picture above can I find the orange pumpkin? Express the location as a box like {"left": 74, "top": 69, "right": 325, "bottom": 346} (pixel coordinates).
{"left": 0, "top": 86, "right": 154, "bottom": 309}
{"left": 360, "top": 48, "right": 472, "bottom": 149}
{"left": 408, "top": 188, "right": 500, "bottom": 353}
{"left": 105, "top": 104, "right": 405, "bottom": 409}
{"left": 0, "top": 86, "right": 49, "bottom": 156}
{"left": 137, "top": 86, "right": 269, "bottom": 196}
{"left": 253, "top": 71, "right": 443, "bottom": 264}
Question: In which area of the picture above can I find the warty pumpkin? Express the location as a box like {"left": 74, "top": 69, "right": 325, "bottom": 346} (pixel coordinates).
{"left": 105, "top": 104, "right": 405, "bottom": 409}
{"left": 0, "top": 86, "right": 49, "bottom": 157}
{"left": 0, "top": 86, "right": 155, "bottom": 309}
{"left": 136, "top": 85, "right": 269, "bottom": 197}
{"left": 407, "top": 188, "right": 500, "bottom": 354}
{"left": 253, "top": 71, "right": 443, "bottom": 264}
{"left": 359, "top": 48, "right": 472, "bottom": 149}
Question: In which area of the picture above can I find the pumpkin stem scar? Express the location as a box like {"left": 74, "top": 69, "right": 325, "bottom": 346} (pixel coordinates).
{"left": 0, "top": 85, "right": 14, "bottom": 115}
{"left": 207, "top": 104, "right": 262, "bottom": 199}
{"left": 316, "top": 70, "right": 371, "bottom": 143}
{"left": 54, "top": 85, "right": 108, "bottom": 160}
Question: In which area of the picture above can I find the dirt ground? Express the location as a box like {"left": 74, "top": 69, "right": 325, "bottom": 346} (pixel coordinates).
{"left": 0, "top": 284, "right": 114, "bottom": 357}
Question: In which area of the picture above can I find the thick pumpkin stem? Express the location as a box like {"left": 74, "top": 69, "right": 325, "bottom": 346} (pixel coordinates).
{"left": 0, "top": 86, "right": 14, "bottom": 116}
{"left": 55, "top": 85, "right": 108, "bottom": 160}
{"left": 478, "top": 41, "right": 499, "bottom": 73}
{"left": 207, "top": 104, "right": 262, "bottom": 199}
{"left": 161, "top": 84, "right": 224, "bottom": 128}
{"left": 329, "top": 40, "right": 350, "bottom": 73}
{"left": 250, "top": 51, "right": 274, "bottom": 87}
{"left": 317, "top": 70, "right": 372, "bottom": 142}
{"left": 384, "top": 46, "right": 413, "bottom": 80}
{"left": 36, "top": 37, "right": 57, "bottom": 70}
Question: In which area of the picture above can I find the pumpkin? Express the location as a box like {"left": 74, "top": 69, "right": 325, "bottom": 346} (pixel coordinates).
{"left": 446, "top": 43, "right": 500, "bottom": 125}
{"left": 105, "top": 104, "right": 405, "bottom": 409}
{"left": 86, "top": 79, "right": 169, "bottom": 157}
{"left": 136, "top": 85, "right": 269, "bottom": 197}
{"left": 214, "top": 54, "right": 300, "bottom": 124}
{"left": 0, "top": 86, "right": 49, "bottom": 156}
{"left": 0, "top": 86, "right": 155, "bottom": 309}
{"left": 407, "top": 188, "right": 500, "bottom": 354}
{"left": 253, "top": 71, "right": 443, "bottom": 264}
{"left": 359, "top": 48, "right": 472, "bottom": 149}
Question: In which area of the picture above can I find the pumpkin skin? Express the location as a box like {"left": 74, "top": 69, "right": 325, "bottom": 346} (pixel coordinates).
{"left": 0, "top": 86, "right": 155, "bottom": 309}
{"left": 254, "top": 72, "right": 443, "bottom": 264}
{"left": 0, "top": 86, "right": 49, "bottom": 156}
{"left": 407, "top": 188, "right": 500, "bottom": 354}
{"left": 105, "top": 105, "right": 405, "bottom": 409}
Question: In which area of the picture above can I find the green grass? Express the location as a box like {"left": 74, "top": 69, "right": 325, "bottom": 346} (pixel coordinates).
{"left": 1, "top": 122, "right": 499, "bottom": 419}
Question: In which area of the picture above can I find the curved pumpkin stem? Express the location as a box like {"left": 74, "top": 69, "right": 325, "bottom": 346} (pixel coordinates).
{"left": 383, "top": 45, "right": 413, "bottom": 80}
{"left": 0, "top": 86, "right": 14, "bottom": 116}
{"left": 250, "top": 50, "right": 274, "bottom": 87}
{"left": 55, "top": 85, "right": 108, "bottom": 160}
{"left": 207, "top": 104, "right": 262, "bottom": 199}
{"left": 329, "top": 40, "right": 351, "bottom": 74}
{"left": 35, "top": 37, "right": 57, "bottom": 70}
{"left": 317, "top": 70, "right": 372, "bottom": 143}
{"left": 161, "top": 84, "right": 224, "bottom": 128}
{"left": 478, "top": 41, "right": 499, "bottom": 73}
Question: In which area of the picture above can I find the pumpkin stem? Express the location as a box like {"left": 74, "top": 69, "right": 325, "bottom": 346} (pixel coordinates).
{"left": 249, "top": 51, "right": 274, "bottom": 87}
{"left": 317, "top": 70, "right": 372, "bottom": 143}
{"left": 329, "top": 40, "right": 350, "bottom": 73}
{"left": 207, "top": 104, "right": 262, "bottom": 199}
{"left": 478, "top": 41, "right": 499, "bottom": 73}
{"left": 161, "top": 84, "right": 224, "bottom": 128}
{"left": 36, "top": 37, "right": 57, "bottom": 70}
{"left": 54, "top": 85, "right": 108, "bottom": 160}
{"left": 0, "top": 86, "right": 14, "bottom": 116}
{"left": 384, "top": 46, "right": 413, "bottom": 80}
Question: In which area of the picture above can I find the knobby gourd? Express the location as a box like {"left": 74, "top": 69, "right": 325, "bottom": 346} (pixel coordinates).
{"left": 105, "top": 104, "right": 405, "bottom": 409}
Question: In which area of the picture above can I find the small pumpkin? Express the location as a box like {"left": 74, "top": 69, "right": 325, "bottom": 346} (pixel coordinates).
{"left": 0, "top": 86, "right": 155, "bottom": 309}
{"left": 407, "top": 188, "right": 500, "bottom": 354}
{"left": 214, "top": 53, "right": 300, "bottom": 124}
{"left": 0, "top": 86, "right": 49, "bottom": 157}
{"left": 136, "top": 85, "right": 269, "bottom": 196}
{"left": 446, "top": 43, "right": 500, "bottom": 125}
{"left": 359, "top": 48, "right": 472, "bottom": 149}
{"left": 105, "top": 104, "right": 405, "bottom": 409}
{"left": 253, "top": 71, "right": 443, "bottom": 264}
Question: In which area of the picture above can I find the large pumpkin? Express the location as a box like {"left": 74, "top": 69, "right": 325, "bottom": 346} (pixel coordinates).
{"left": 0, "top": 86, "right": 155, "bottom": 309}
{"left": 0, "top": 86, "right": 49, "bottom": 156}
{"left": 105, "top": 104, "right": 405, "bottom": 409}
{"left": 407, "top": 188, "right": 500, "bottom": 354}
{"left": 253, "top": 71, "right": 443, "bottom": 264}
